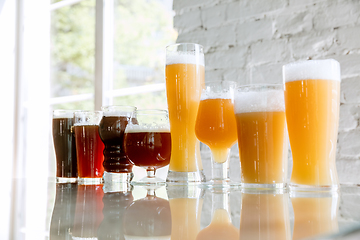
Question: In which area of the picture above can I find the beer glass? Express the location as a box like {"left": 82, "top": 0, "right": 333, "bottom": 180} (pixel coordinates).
{"left": 52, "top": 110, "right": 78, "bottom": 183}
{"left": 165, "top": 43, "right": 205, "bottom": 184}
{"left": 283, "top": 59, "right": 340, "bottom": 191}
{"left": 234, "top": 84, "right": 288, "bottom": 189}
{"left": 195, "top": 81, "right": 238, "bottom": 187}
{"left": 124, "top": 109, "right": 171, "bottom": 185}
{"left": 74, "top": 111, "right": 105, "bottom": 184}
{"left": 98, "top": 105, "right": 137, "bottom": 183}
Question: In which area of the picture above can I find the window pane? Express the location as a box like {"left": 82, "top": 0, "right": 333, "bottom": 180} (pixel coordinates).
{"left": 50, "top": 0, "right": 95, "bottom": 110}
{"left": 113, "top": 0, "right": 177, "bottom": 109}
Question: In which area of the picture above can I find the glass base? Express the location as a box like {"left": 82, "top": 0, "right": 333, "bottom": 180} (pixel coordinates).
{"left": 131, "top": 176, "right": 166, "bottom": 186}
{"left": 289, "top": 183, "right": 339, "bottom": 192}
{"left": 56, "top": 177, "right": 77, "bottom": 183}
{"left": 166, "top": 170, "right": 206, "bottom": 185}
{"left": 241, "top": 182, "right": 286, "bottom": 190}
{"left": 103, "top": 171, "right": 133, "bottom": 183}
{"left": 202, "top": 179, "right": 240, "bottom": 189}
{"left": 78, "top": 177, "right": 103, "bottom": 185}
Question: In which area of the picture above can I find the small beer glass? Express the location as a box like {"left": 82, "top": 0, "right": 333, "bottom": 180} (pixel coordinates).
{"left": 234, "top": 84, "right": 288, "bottom": 189}
{"left": 124, "top": 110, "right": 171, "bottom": 185}
{"left": 74, "top": 111, "right": 105, "bottom": 184}
{"left": 52, "top": 109, "right": 78, "bottom": 183}
{"left": 283, "top": 59, "right": 340, "bottom": 191}
{"left": 195, "top": 81, "right": 238, "bottom": 188}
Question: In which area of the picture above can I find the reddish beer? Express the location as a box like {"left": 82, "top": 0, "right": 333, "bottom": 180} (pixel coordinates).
{"left": 74, "top": 125, "right": 105, "bottom": 178}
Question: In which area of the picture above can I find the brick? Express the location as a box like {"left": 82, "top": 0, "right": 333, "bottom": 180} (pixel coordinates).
{"left": 337, "top": 26, "right": 360, "bottom": 50}
{"left": 227, "top": 0, "right": 287, "bottom": 22}
{"left": 206, "top": 46, "right": 247, "bottom": 69}
{"left": 274, "top": 11, "right": 313, "bottom": 36}
{"left": 250, "top": 39, "right": 291, "bottom": 64}
{"left": 173, "top": 0, "right": 218, "bottom": 14}
{"left": 331, "top": 54, "right": 360, "bottom": 78}
{"left": 339, "top": 104, "right": 360, "bottom": 131}
{"left": 174, "top": 10, "right": 202, "bottom": 34}
{"left": 338, "top": 129, "right": 360, "bottom": 157}
{"left": 290, "top": 31, "right": 337, "bottom": 59}
{"left": 341, "top": 77, "right": 360, "bottom": 104}
{"left": 250, "top": 62, "right": 285, "bottom": 84}
{"left": 201, "top": 4, "right": 227, "bottom": 29}
{"left": 337, "top": 159, "right": 360, "bottom": 184}
{"left": 236, "top": 18, "right": 273, "bottom": 45}
{"left": 289, "top": 0, "right": 327, "bottom": 7}
{"left": 313, "top": 2, "right": 360, "bottom": 30}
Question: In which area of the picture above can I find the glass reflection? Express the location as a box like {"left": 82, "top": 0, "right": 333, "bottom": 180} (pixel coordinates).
{"left": 72, "top": 184, "right": 104, "bottom": 239}
{"left": 123, "top": 187, "right": 171, "bottom": 239}
{"left": 50, "top": 183, "right": 78, "bottom": 240}
{"left": 196, "top": 189, "right": 239, "bottom": 240}
{"left": 239, "top": 190, "right": 291, "bottom": 240}
{"left": 291, "top": 191, "right": 339, "bottom": 240}
{"left": 167, "top": 186, "right": 205, "bottom": 240}
{"left": 97, "top": 183, "right": 134, "bottom": 240}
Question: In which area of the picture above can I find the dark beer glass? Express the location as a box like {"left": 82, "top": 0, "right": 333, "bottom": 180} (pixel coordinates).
{"left": 99, "top": 105, "right": 137, "bottom": 183}
{"left": 74, "top": 111, "right": 105, "bottom": 184}
{"left": 52, "top": 110, "right": 78, "bottom": 183}
{"left": 124, "top": 110, "right": 171, "bottom": 185}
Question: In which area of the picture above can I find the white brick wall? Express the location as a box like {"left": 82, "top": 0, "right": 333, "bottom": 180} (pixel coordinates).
{"left": 173, "top": 0, "right": 360, "bottom": 184}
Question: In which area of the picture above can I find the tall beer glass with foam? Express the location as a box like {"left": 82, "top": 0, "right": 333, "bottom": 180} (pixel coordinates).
{"left": 283, "top": 59, "right": 340, "bottom": 191}
{"left": 165, "top": 43, "right": 205, "bottom": 184}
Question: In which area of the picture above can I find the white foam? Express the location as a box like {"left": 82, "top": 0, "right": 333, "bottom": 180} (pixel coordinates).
{"left": 201, "top": 92, "right": 232, "bottom": 100}
{"left": 125, "top": 124, "right": 170, "bottom": 133}
{"left": 234, "top": 90, "right": 284, "bottom": 113}
{"left": 283, "top": 59, "right": 341, "bottom": 83}
{"left": 166, "top": 52, "right": 205, "bottom": 66}
{"left": 103, "top": 111, "right": 133, "bottom": 117}
{"left": 53, "top": 110, "right": 74, "bottom": 118}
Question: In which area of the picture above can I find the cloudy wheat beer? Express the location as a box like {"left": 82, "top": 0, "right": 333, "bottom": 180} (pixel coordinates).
{"left": 283, "top": 59, "right": 340, "bottom": 190}
{"left": 165, "top": 43, "right": 205, "bottom": 183}
{"left": 234, "top": 85, "right": 288, "bottom": 188}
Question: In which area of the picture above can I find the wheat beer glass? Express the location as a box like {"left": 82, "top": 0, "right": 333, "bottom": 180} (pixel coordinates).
{"left": 124, "top": 109, "right": 171, "bottom": 185}
{"left": 195, "top": 81, "right": 238, "bottom": 187}
{"left": 234, "top": 84, "right": 288, "bottom": 189}
{"left": 52, "top": 110, "right": 78, "bottom": 183}
{"left": 74, "top": 111, "right": 105, "bottom": 184}
{"left": 165, "top": 43, "right": 205, "bottom": 184}
{"left": 283, "top": 59, "right": 340, "bottom": 191}
{"left": 99, "top": 106, "right": 137, "bottom": 183}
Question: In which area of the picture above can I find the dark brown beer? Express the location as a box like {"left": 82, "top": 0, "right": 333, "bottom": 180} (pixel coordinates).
{"left": 98, "top": 116, "right": 137, "bottom": 173}
{"left": 52, "top": 117, "right": 78, "bottom": 178}
{"left": 124, "top": 131, "right": 171, "bottom": 169}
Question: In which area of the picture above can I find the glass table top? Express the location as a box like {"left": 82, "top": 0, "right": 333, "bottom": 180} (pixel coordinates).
{"left": 5, "top": 178, "right": 360, "bottom": 240}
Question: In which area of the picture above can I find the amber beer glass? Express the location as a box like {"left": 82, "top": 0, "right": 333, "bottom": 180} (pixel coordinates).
{"left": 195, "top": 81, "right": 238, "bottom": 187}
{"left": 52, "top": 110, "right": 78, "bottom": 183}
{"left": 234, "top": 85, "right": 288, "bottom": 189}
{"left": 98, "top": 106, "right": 136, "bottom": 183}
{"left": 74, "top": 111, "right": 105, "bottom": 184}
{"left": 283, "top": 59, "right": 340, "bottom": 191}
{"left": 165, "top": 43, "right": 205, "bottom": 183}
{"left": 124, "top": 110, "right": 171, "bottom": 185}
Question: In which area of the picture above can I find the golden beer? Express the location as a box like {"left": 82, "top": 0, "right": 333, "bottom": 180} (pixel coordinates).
{"left": 165, "top": 43, "right": 205, "bottom": 183}
{"left": 234, "top": 85, "right": 288, "bottom": 188}
{"left": 283, "top": 59, "right": 340, "bottom": 190}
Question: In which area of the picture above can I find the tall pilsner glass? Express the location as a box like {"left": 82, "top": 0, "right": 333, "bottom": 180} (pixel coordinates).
{"left": 283, "top": 59, "right": 340, "bottom": 191}
{"left": 165, "top": 43, "right": 205, "bottom": 184}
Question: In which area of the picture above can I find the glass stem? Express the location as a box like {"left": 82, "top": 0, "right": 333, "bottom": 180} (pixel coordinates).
{"left": 147, "top": 168, "right": 156, "bottom": 178}
{"left": 211, "top": 149, "right": 230, "bottom": 182}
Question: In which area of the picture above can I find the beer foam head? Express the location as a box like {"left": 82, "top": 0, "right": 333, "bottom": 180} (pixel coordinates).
{"left": 166, "top": 48, "right": 204, "bottom": 66}
{"left": 234, "top": 88, "right": 285, "bottom": 113}
{"left": 103, "top": 111, "right": 133, "bottom": 117}
{"left": 53, "top": 110, "right": 74, "bottom": 118}
{"left": 283, "top": 59, "right": 341, "bottom": 83}
{"left": 125, "top": 124, "right": 170, "bottom": 133}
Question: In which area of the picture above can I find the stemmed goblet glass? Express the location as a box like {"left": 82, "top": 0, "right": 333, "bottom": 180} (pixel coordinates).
{"left": 195, "top": 81, "right": 238, "bottom": 188}
{"left": 124, "top": 109, "right": 171, "bottom": 185}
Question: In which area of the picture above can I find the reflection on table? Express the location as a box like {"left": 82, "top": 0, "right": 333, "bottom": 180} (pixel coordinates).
{"left": 49, "top": 183, "right": 348, "bottom": 240}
